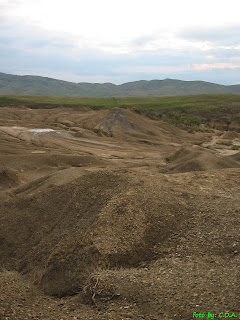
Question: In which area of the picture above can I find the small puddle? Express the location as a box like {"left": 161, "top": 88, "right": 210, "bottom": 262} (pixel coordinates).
{"left": 28, "top": 129, "right": 55, "bottom": 133}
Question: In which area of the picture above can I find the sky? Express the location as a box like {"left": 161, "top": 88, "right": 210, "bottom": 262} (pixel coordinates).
{"left": 1, "top": 0, "right": 240, "bottom": 84}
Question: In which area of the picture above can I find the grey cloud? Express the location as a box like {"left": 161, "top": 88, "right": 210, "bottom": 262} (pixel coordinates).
{"left": 208, "top": 48, "right": 240, "bottom": 59}
{"left": 0, "top": 18, "right": 75, "bottom": 51}
{"left": 0, "top": 15, "right": 240, "bottom": 84}
{"left": 178, "top": 25, "right": 240, "bottom": 46}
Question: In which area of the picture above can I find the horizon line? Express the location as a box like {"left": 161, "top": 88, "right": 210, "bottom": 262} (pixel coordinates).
{"left": 1, "top": 71, "right": 240, "bottom": 86}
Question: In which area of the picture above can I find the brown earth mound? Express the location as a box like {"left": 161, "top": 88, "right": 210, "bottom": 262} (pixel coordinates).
{"left": 0, "top": 107, "right": 202, "bottom": 154}
{"left": 229, "top": 151, "right": 240, "bottom": 162}
{"left": 0, "top": 154, "right": 106, "bottom": 172}
{"left": 1, "top": 168, "right": 239, "bottom": 319}
{"left": 164, "top": 145, "right": 239, "bottom": 173}
{"left": 221, "top": 131, "right": 239, "bottom": 139}
{"left": 0, "top": 170, "right": 188, "bottom": 297}
{"left": 89, "top": 108, "right": 160, "bottom": 138}
{"left": 0, "top": 166, "right": 20, "bottom": 188}
{"left": 79, "top": 169, "right": 240, "bottom": 319}
{"left": 81, "top": 108, "right": 195, "bottom": 142}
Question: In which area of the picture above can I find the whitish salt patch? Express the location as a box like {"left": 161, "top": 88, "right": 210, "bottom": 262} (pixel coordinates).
{"left": 28, "top": 129, "right": 55, "bottom": 133}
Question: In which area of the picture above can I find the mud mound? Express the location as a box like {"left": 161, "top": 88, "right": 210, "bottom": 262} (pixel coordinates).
{"left": 229, "top": 151, "right": 240, "bottom": 162}
{"left": 0, "top": 166, "right": 20, "bottom": 188}
{"left": 164, "top": 145, "right": 239, "bottom": 173}
{"left": 221, "top": 131, "right": 239, "bottom": 139}
{"left": 75, "top": 108, "right": 197, "bottom": 143}
{"left": 0, "top": 154, "right": 106, "bottom": 172}
{"left": 0, "top": 270, "right": 100, "bottom": 320}
{"left": 0, "top": 106, "right": 203, "bottom": 149}
{"left": 82, "top": 255, "right": 239, "bottom": 319}
{"left": 0, "top": 167, "right": 239, "bottom": 318}
{"left": 79, "top": 108, "right": 157, "bottom": 138}
{"left": 79, "top": 169, "right": 240, "bottom": 319}
{"left": 13, "top": 167, "right": 88, "bottom": 196}
{"left": 0, "top": 170, "right": 189, "bottom": 296}
{"left": 93, "top": 109, "right": 133, "bottom": 137}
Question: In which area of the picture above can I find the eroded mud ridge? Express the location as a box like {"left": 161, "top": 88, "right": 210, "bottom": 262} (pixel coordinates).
{"left": 0, "top": 106, "right": 239, "bottom": 320}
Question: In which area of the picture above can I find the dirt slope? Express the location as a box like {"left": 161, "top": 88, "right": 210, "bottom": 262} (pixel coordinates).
{"left": 0, "top": 106, "right": 239, "bottom": 320}
{"left": 229, "top": 151, "right": 240, "bottom": 162}
{"left": 163, "top": 145, "right": 240, "bottom": 173}
{"left": 0, "top": 166, "right": 20, "bottom": 188}
{"left": 0, "top": 168, "right": 239, "bottom": 319}
{"left": 0, "top": 170, "right": 188, "bottom": 296}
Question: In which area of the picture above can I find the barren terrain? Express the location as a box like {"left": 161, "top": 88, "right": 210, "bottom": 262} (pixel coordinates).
{"left": 0, "top": 105, "right": 239, "bottom": 320}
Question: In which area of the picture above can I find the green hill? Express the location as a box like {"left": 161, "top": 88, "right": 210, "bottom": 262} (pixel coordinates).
{"left": 1, "top": 72, "right": 240, "bottom": 97}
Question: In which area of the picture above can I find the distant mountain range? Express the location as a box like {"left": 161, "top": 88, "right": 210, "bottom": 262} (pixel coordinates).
{"left": 1, "top": 72, "right": 240, "bottom": 97}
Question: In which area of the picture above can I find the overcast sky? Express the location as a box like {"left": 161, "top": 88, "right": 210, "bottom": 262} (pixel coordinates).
{"left": 1, "top": 0, "right": 240, "bottom": 84}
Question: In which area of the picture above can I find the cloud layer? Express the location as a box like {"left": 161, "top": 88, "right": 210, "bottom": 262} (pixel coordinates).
{"left": 1, "top": 0, "right": 240, "bottom": 84}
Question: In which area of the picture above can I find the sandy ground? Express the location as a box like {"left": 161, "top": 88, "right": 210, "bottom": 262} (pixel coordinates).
{"left": 0, "top": 106, "right": 239, "bottom": 320}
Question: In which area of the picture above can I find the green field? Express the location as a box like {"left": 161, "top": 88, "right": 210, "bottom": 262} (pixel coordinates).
{"left": 1, "top": 94, "right": 240, "bottom": 129}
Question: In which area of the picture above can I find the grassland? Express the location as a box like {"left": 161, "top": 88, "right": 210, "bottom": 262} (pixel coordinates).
{"left": 1, "top": 93, "right": 240, "bottom": 130}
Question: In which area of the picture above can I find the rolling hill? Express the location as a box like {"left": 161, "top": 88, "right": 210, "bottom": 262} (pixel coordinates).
{"left": 1, "top": 72, "right": 240, "bottom": 97}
